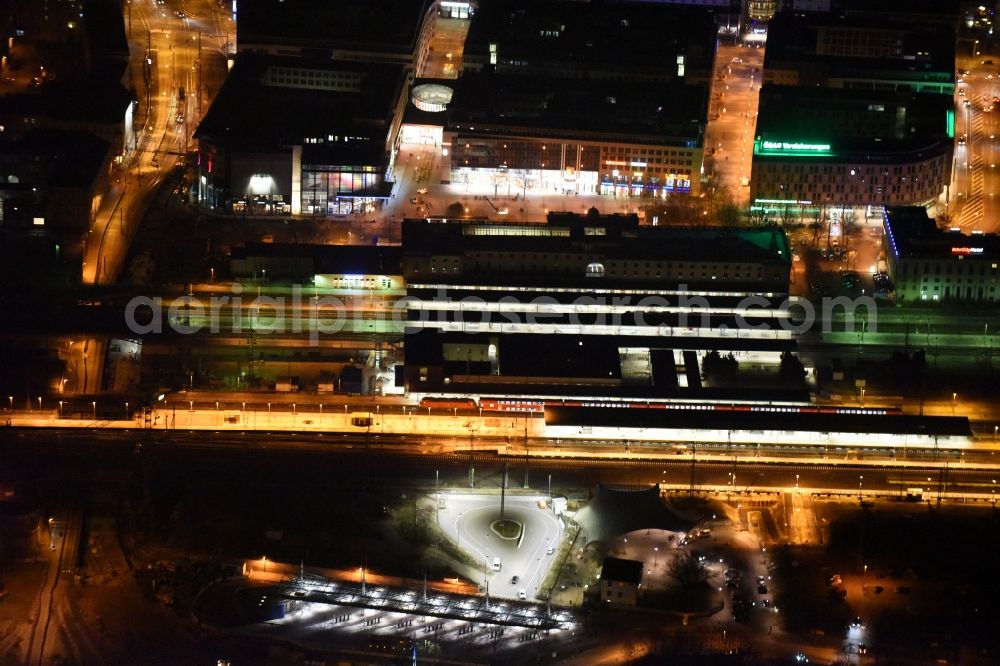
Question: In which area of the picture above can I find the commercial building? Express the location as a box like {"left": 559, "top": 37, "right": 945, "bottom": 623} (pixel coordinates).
{"left": 438, "top": 71, "right": 707, "bottom": 197}
{"left": 750, "top": 86, "right": 953, "bottom": 210}
{"left": 195, "top": 55, "right": 409, "bottom": 215}
{"left": 401, "top": 213, "right": 795, "bottom": 399}
{"left": 399, "top": 0, "right": 719, "bottom": 198}
{"left": 600, "top": 557, "right": 643, "bottom": 606}
{"left": 883, "top": 206, "right": 1000, "bottom": 304}
{"left": 763, "top": 12, "right": 956, "bottom": 95}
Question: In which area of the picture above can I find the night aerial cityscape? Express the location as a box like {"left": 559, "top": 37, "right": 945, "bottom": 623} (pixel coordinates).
{"left": 4, "top": 0, "right": 1000, "bottom": 664}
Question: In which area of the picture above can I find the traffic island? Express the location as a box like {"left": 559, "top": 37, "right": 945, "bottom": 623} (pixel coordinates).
{"left": 490, "top": 519, "right": 523, "bottom": 540}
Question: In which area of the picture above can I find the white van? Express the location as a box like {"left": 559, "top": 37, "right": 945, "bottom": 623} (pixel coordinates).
{"left": 491, "top": 557, "right": 501, "bottom": 572}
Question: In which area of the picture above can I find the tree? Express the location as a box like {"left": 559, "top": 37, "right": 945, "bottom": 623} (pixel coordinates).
{"left": 702, "top": 350, "right": 738, "bottom": 379}
{"left": 445, "top": 201, "right": 465, "bottom": 218}
{"left": 668, "top": 550, "right": 709, "bottom": 588}
{"left": 779, "top": 351, "right": 807, "bottom": 383}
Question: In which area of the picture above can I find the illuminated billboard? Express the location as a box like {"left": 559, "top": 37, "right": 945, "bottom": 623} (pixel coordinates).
{"left": 754, "top": 139, "right": 833, "bottom": 157}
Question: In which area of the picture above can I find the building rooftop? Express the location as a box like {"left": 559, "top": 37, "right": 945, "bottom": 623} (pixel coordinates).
{"left": 883, "top": 207, "right": 1000, "bottom": 261}
{"left": 230, "top": 243, "right": 403, "bottom": 278}
{"left": 753, "top": 85, "right": 953, "bottom": 159}
{"left": 0, "top": 76, "right": 133, "bottom": 127}
{"left": 463, "top": 0, "right": 719, "bottom": 81}
{"left": 764, "top": 12, "right": 955, "bottom": 87}
{"left": 16, "top": 128, "right": 112, "bottom": 188}
{"left": 195, "top": 54, "right": 407, "bottom": 159}
{"left": 446, "top": 70, "right": 706, "bottom": 146}
{"left": 840, "top": 0, "right": 960, "bottom": 25}
{"left": 402, "top": 214, "right": 791, "bottom": 287}
{"left": 82, "top": 0, "right": 130, "bottom": 81}
{"left": 600, "top": 557, "right": 644, "bottom": 585}
{"left": 236, "top": 0, "right": 432, "bottom": 61}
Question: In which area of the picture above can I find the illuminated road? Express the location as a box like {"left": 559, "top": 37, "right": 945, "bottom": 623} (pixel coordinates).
{"left": 704, "top": 42, "right": 765, "bottom": 208}
{"left": 952, "top": 50, "right": 1000, "bottom": 232}
{"left": 82, "top": 0, "right": 232, "bottom": 284}
{"left": 439, "top": 494, "right": 563, "bottom": 600}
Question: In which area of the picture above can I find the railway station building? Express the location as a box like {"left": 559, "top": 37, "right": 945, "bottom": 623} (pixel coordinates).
{"left": 400, "top": 213, "right": 796, "bottom": 400}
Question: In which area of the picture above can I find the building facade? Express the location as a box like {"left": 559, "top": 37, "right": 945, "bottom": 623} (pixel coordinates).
{"left": 600, "top": 557, "right": 643, "bottom": 606}
{"left": 750, "top": 87, "right": 953, "bottom": 209}
{"left": 883, "top": 207, "right": 1000, "bottom": 303}
{"left": 196, "top": 56, "right": 407, "bottom": 216}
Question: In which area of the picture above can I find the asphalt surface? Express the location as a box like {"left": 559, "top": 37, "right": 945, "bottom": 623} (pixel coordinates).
{"left": 439, "top": 494, "right": 563, "bottom": 600}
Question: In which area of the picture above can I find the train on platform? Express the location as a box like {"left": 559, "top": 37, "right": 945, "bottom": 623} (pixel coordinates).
{"left": 417, "top": 396, "right": 903, "bottom": 417}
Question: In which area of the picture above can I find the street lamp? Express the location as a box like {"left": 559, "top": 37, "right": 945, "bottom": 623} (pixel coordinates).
{"left": 125, "top": 401, "right": 129, "bottom": 419}
{"left": 858, "top": 475, "right": 863, "bottom": 499}
{"left": 37, "top": 396, "right": 42, "bottom": 411}
{"left": 952, "top": 392, "right": 958, "bottom": 415}
{"left": 58, "top": 401, "right": 63, "bottom": 417}
{"left": 7, "top": 396, "right": 12, "bottom": 411}
{"left": 91, "top": 401, "right": 97, "bottom": 419}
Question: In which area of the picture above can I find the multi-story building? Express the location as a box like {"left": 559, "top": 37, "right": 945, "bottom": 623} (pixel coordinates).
{"left": 763, "top": 12, "right": 956, "bottom": 95}
{"left": 195, "top": 55, "right": 408, "bottom": 216}
{"left": 883, "top": 206, "right": 1000, "bottom": 303}
{"left": 401, "top": 213, "right": 795, "bottom": 399}
{"left": 750, "top": 86, "right": 953, "bottom": 209}
{"left": 439, "top": 71, "right": 706, "bottom": 197}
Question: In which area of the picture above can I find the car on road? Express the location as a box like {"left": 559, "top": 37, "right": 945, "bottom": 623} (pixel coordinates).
{"left": 176, "top": 11, "right": 186, "bottom": 18}
{"left": 417, "top": 188, "right": 428, "bottom": 194}
{"left": 491, "top": 557, "right": 501, "bottom": 571}
{"left": 757, "top": 583, "right": 768, "bottom": 594}
{"left": 959, "top": 88, "right": 966, "bottom": 96}
{"left": 510, "top": 575, "right": 520, "bottom": 585}
{"left": 849, "top": 616, "right": 864, "bottom": 629}
{"left": 518, "top": 589, "right": 527, "bottom": 600}
{"left": 546, "top": 546, "right": 555, "bottom": 555}
{"left": 795, "top": 652, "right": 809, "bottom": 663}
{"left": 959, "top": 135, "right": 967, "bottom": 145}
{"left": 827, "top": 574, "right": 843, "bottom": 586}
{"left": 965, "top": 99, "right": 972, "bottom": 108}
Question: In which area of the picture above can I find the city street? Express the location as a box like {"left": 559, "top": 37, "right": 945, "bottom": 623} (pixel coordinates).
{"left": 951, "top": 50, "right": 1000, "bottom": 232}
{"left": 704, "top": 42, "right": 766, "bottom": 207}
{"left": 82, "top": 0, "right": 232, "bottom": 284}
{"left": 438, "top": 494, "right": 564, "bottom": 600}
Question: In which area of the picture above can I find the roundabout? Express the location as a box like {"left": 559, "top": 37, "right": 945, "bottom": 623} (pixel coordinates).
{"left": 438, "top": 493, "right": 565, "bottom": 600}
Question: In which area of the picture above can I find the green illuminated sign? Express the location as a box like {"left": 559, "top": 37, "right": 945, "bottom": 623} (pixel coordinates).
{"left": 946, "top": 109, "right": 955, "bottom": 138}
{"left": 756, "top": 140, "right": 833, "bottom": 156}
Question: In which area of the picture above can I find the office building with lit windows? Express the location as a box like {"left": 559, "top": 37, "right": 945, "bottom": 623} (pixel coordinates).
{"left": 195, "top": 55, "right": 408, "bottom": 215}
{"left": 750, "top": 85, "right": 953, "bottom": 211}
{"left": 401, "top": 213, "right": 795, "bottom": 399}
{"left": 883, "top": 207, "right": 1000, "bottom": 304}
